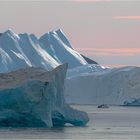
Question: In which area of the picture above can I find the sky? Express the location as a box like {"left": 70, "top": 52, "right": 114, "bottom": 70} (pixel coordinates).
{"left": 0, "top": 0, "right": 140, "bottom": 67}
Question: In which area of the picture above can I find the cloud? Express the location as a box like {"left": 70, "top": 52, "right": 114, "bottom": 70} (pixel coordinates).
{"left": 75, "top": 0, "right": 111, "bottom": 2}
{"left": 113, "top": 16, "right": 140, "bottom": 20}
{"left": 103, "top": 64, "right": 139, "bottom": 68}
{"left": 76, "top": 47, "right": 140, "bottom": 57}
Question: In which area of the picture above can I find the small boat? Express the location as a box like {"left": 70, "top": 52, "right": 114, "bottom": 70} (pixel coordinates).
{"left": 97, "top": 104, "right": 109, "bottom": 108}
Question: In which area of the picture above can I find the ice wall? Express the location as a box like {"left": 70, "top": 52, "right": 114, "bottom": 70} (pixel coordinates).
{"left": 0, "top": 64, "right": 89, "bottom": 127}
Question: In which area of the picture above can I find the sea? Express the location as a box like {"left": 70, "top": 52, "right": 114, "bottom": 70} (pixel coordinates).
{"left": 0, "top": 105, "right": 140, "bottom": 140}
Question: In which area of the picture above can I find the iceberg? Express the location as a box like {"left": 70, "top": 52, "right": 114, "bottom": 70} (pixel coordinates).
{"left": 0, "top": 29, "right": 96, "bottom": 73}
{"left": 123, "top": 98, "right": 140, "bottom": 106}
{"left": 39, "top": 29, "right": 88, "bottom": 68}
{"left": 0, "top": 29, "right": 59, "bottom": 73}
{"left": 1, "top": 29, "right": 140, "bottom": 106}
{"left": 65, "top": 66, "right": 140, "bottom": 105}
{"left": 0, "top": 64, "right": 89, "bottom": 127}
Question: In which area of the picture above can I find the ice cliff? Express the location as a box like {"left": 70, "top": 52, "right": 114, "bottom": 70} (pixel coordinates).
{"left": 65, "top": 66, "right": 140, "bottom": 105}
{"left": 0, "top": 64, "right": 89, "bottom": 127}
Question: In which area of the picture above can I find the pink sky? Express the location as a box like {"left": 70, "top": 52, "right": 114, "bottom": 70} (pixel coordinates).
{"left": 76, "top": 47, "right": 140, "bottom": 57}
{"left": 0, "top": 1, "right": 140, "bottom": 67}
{"left": 113, "top": 16, "right": 140, "bottom": 20}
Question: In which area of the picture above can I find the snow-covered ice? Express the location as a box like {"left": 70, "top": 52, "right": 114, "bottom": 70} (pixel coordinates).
{"left": 67, "top": 64, "right": 108, "bottom": 78}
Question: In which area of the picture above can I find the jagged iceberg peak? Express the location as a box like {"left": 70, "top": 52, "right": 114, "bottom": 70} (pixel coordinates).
{"left": 0, "top": 29, "right": 59, "bottom": 73}
{"left": 3, "top": 29, "right": 15, "bottom": 35}
{"left": 40, "top": 29, "right": 72, "bottom": 49}
{"left": 55, "top": 29, "right": 73, "bottom": 49}
{"left": 2, "top": 29, "right": 20, "bottom": 40}
{"left": 4, "top": 29, "right": 14, "bottom": 34}
{"left": 39, "top": 29, "right": 88, "bottom": 68}
{"left": 0, "top": 28, "right": 97, "bottom": 73}
{"left": 2, "top": 29, "right": 39, "bottom": 42}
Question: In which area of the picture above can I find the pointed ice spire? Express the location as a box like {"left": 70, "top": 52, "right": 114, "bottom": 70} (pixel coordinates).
{"left": 4, "top": 29, "right": 14, "bottom": 34}
{"left": 55, "top": 29, "right": 73, "bottom": 49}
{"left": 2, "top": 29, "right": 20, "bottom": 40}
{"left": 40, "top": 29, "right": 73, "bottom": 49}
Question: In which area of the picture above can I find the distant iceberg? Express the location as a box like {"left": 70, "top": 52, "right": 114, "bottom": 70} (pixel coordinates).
{"left": 123, "top": 98, "right": 140, "bottom": 106}
{"left": 65, "top": 66, "right": 140, "bottom": 105}
{"left": 0, "top": 64, "right": 89, "bottom": 127}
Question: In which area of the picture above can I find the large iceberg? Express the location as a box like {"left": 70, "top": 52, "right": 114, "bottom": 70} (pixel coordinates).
{"left": 0, "top": 64, "right": 89, "bottom": 127}
{"left": 0, "top": 29, "right": 91, "bottom": 73}
{"left": 65, "top": 66, "right": 140, "bottom": 105}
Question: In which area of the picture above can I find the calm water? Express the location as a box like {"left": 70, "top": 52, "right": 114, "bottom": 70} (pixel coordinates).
{"left": 0, "top": 105, "right": 140, "bottom": 140}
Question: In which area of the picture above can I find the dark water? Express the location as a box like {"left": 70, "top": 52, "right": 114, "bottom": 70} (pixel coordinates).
{"left": 0, "top": 105, "right": 140, "bottom": 140}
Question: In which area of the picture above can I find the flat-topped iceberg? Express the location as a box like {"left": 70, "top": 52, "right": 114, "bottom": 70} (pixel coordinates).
{"left": 0, "top": 64, "right": 89, "bottom": 127}
{"left": 65, "top": 66, "right": 140, "bottom": 105}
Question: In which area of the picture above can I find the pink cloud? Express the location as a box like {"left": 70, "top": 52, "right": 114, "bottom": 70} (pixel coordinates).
{"left": 103, "top": 64, "right": 139, "bottom": 68}
{"left": 76, "top": 47, "right": 140, "bottom": 57}
{"left": 113, "top": 16, "right": 140, "bottom": 20}
{"left": 75, "top": 0, "right": 111, "bottom": 2}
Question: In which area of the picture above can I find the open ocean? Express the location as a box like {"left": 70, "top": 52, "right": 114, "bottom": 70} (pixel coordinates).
{"left": 0, "top": 105, "right": 139, "bottom": 140}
